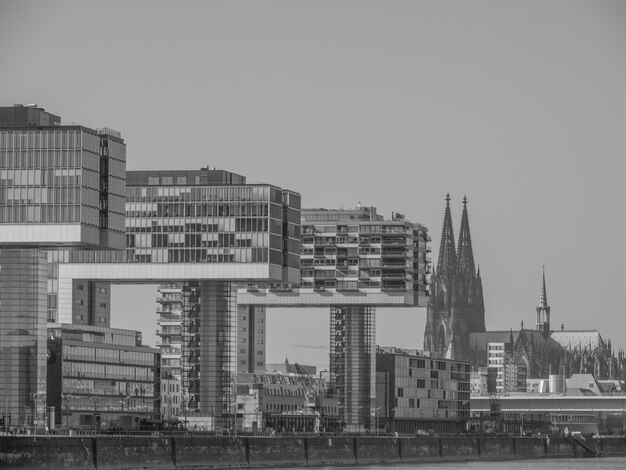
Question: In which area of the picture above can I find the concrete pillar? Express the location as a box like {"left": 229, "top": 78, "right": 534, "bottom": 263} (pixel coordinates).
{"left": 198, "top": 281, "right": 237, "bottom": 429}
{"left": 330, "top": 305, "right": 376, "bottom": 433}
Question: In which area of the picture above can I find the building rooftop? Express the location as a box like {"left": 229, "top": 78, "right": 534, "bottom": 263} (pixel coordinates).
{"left": 126, "top": 167, "right": 246, "bottom": 186}
{"left": 551, "top": 330, "right": 605, "bottom": 350}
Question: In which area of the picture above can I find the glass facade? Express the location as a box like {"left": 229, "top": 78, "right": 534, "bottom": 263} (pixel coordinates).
{"left": 47, "top": 324, "right": 159, "bottom": 430}
{"left": 0, "top": 122, "right": 126, "bottom": 248}
{"left": 0, "top": 249, "right": 48, "bottom": 427}
{"left": 124, "top": 178, "right": 299, "bottom": 268}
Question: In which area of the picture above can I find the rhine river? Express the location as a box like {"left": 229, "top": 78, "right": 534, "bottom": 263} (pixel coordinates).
{"left": 278, "top": 457, "right": 626, "bottom": 470}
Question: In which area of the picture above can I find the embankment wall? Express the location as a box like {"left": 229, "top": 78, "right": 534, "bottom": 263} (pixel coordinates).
{"left": 1, "top": 434, "right": 624, "bottom": 469}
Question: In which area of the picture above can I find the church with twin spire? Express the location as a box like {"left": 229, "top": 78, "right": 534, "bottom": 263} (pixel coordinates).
{"left": 425, "top": 194, "right": 623, "bottom": 381}
{"left": 423, "top": 194, "right": 486, "bottom": 360}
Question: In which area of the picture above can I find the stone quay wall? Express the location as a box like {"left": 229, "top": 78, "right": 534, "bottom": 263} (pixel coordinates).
{"left": 0, "top": 434, "right": 623, "bottom": 469}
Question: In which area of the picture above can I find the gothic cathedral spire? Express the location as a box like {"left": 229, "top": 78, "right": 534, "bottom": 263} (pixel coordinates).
{"left": 457, "top": 195, "right": 475, "bottom": 275}
{"left": 536, "top": 266, "right": 551, "bottom": 337}
{"left": 437, "top": 193, "right": 457, "bottom": 273}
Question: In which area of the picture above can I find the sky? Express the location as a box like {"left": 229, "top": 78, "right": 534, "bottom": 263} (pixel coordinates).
{"left": 1, "top": 1, "right": 625, "bottom": 369}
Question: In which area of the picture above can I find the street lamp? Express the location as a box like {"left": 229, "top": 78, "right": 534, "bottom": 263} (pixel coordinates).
{"left": 31, "top": 392, "right": 46, "bottom": 434}
{"left": 371, "top": 407, "right": 382, "bottom": 436}
{"left": 89, "top": 396, "right": 100, "bottom": 432}
{"left": 520, "top": 413, "right": 526, "bottom": 436}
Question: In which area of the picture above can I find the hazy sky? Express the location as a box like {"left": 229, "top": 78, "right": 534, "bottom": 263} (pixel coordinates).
{"left": 1, "top": 1, "right": 625, "bottom": 368}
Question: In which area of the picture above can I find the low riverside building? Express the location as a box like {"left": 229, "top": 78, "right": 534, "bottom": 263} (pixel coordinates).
{"left": 47, "top": 324, "right": 160, "bottom": 430}
{"left": 237, "top": 371, "right": 340, "bottom": 433}
{"left": 471, "top": 393, "right": 626, "bottom": 435}
{"left": 375, "top": 347, "right": 471, "bottom": 434}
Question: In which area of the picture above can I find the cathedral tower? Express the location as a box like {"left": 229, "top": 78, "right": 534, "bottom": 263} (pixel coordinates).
{"left": 424, "top": 195, "right": 485, "bottom": 360}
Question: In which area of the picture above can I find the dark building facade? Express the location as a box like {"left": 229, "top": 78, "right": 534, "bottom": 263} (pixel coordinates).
{"left": 424, "top": 195, "right": 485, "bottom": 361}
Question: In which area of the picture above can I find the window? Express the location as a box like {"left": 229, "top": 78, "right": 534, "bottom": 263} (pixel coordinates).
{"left": 99, "top": 303, "right": 107, "bottom": 308}
{"left": 75, "top": 299, "right": 83, "bottom": 305}
{"left": 397, "top": 388, "right": 404, "bottom": 397}
{"left": 100, "top": 287, "right": 107, "bottom": 294}
{"left": 76, "top": 284, "right": 84, "bottom": 291}
{"left": 99, "top": 317, "right": 106, "bottom": 323}
{"left": 76, "top": 314, "right": 84, "bottom": 320}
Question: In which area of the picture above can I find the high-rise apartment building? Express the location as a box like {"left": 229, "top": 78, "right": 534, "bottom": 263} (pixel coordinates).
{"left": 0, "top": 104, "right": 126, "bottom": 426}
{"left": 238, "top": 206, "right": 430, "bottom": 431}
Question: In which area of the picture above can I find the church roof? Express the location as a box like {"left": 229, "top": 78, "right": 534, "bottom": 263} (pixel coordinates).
{"left": 565, "top": 374, "right": 602, "bottom": 396}
{"left": 550, "top": 330, "right": 604, "bottom": 350}
{"left": 469, "top": 329, "right": 562, "bottom": 352}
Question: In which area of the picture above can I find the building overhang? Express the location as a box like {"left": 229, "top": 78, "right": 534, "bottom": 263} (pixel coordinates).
{"left": 58, "top": 262, "right": 285, "bottom": 283}
{"left": 236, "top": 288, "right": 426, "bottom": 307}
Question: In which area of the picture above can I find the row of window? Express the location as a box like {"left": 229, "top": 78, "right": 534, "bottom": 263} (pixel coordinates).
{"left": 63, "top": 345, "right": 156, "bottom": 366}
{"left": 126, "top": 185, "right": 283, "bottom": 203}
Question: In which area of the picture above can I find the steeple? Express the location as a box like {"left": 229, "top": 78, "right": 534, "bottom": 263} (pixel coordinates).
{"left": 437, "top": 193, "right": 457, "bottom": 274}
{"left": 536, "top": 265, "right": 551, "bottom": 337}
{"left": 457, "top": 195, "right": 475, "bottom": 275}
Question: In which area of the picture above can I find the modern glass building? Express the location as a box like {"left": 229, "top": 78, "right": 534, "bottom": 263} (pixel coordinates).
{"left": 47, "top": 166, "right": 301, "bottom": 427}
{"left": 0, "top": 105, "right": 126, "bottom": 249}
{"left": 0, "top": 104, "right": 126, "bottom": 426}
{"left": 47, "top": 324, "right": 159, "bottom": 430}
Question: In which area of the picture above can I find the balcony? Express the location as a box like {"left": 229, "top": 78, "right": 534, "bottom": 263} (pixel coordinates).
{"left": 157, "top": 296, "right": 182, "bottom": 303}
{"left": 381, "top": 249, "right": 407, "bottom": 257}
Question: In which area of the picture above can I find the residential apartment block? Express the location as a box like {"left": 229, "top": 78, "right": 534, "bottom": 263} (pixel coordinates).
{"left": 376, "top": 347, "right": 471, "bottom": 434}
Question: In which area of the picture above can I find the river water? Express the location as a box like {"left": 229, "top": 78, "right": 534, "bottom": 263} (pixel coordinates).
{"left": 280, "top": 457, "right": 626, "bottom": 469}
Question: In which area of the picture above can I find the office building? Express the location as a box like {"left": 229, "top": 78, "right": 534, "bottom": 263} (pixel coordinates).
{"left": 0, "top": 104, "right": 126, "bottom": 426}
{"left": 46, "top": 324, "right": 159, "bottom": 430}
{"left": 375, "top": 347, "right": 470, "bottom": 434}
{"left": 52, "top": 166, "right": 301, "bottom": 427}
